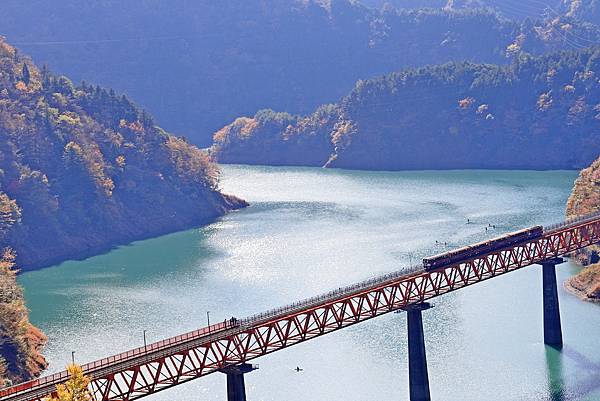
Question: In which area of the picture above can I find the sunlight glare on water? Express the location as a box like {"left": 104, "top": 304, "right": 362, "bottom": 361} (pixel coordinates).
{"left": 19, "top": 166, "right": 600, "bottom": 401}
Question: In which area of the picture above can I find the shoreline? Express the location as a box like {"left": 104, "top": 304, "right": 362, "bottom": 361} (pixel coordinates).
{"left": 564, "top": 279, "right": 600, "bottom": 303}
{"left": 563, "top": 264, "right": 600, "bottom": 304}
{"left": 219, "top": 162, "right": 583, "bottom": 174}
{"left": 17, "top": 193, "right": 248, "bottom": 274}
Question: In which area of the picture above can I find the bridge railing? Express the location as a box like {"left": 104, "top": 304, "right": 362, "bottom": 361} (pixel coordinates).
{"left": 240, "top": 210, "right": 600, "bottom": 326}
{"left": 543, "top": 210, "right": 600, "bottom": 233}
{"left": 0, "top": 321, "right": 232, "bottom": 398}
{"left": 5, "top": 212, "right": 600, "bottom": 399}
{"left": 240, "top": 264, "right": 423, "bottom": 326}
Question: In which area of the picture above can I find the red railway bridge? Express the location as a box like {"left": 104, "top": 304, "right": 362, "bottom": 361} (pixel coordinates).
{"left": 2, "top": 212, "right": 600, "bottom": 401}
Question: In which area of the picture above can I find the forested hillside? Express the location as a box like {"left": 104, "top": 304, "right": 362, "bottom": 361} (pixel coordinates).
{"left": 0, "top": 38, "right": 245, "bottom": 271}
{"left": 0, "top": 37, "right": 247, "bottom": 383}
{"left": 212, "top": 48, "right": 600, "bottom": 170}
{"left": 566, "top": 155, "right": 600, "bottom": 301}
{"left": 567, "top": 155, "right": 600, "bottom": 264}
{"left": 0, "top": 250, "right": 46, "bottom": 386}
{"left": 362, "top": 0, "right": 600, "bottom": 23}
{"left": 1, "top": 0, "right": 599, "bottom": 145}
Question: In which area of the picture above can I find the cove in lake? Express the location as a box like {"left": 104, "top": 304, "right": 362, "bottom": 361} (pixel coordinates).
{"left": 19, "top": 166, "right": 600, "bottom": 401}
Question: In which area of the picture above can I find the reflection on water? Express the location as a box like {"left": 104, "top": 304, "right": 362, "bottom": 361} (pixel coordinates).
{"left": 559, "top": 346, "right": 600, "bottom": 401}
{"left": 18, "top": 166, "right": 600, "bottom": 401}
{"left": 546, "top": 347, "right": 566, "bottom": 401}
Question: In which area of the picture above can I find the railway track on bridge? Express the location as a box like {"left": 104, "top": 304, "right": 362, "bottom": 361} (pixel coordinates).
{"left": 2, "top": 212, "right": 600, "bottom": 401}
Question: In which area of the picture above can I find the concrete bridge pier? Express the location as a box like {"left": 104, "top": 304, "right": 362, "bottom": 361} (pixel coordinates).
{"left": 406, "top": 302, "right": 432, "bottom": 401}
{"left": 541, "top": 257, "right": 565, "bottom": 348}
{"left": 220, "top": 363, "right": 258, "bottom": 401}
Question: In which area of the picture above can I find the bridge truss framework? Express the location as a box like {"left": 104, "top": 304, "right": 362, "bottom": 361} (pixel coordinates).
{"left": 2, "top": 216, "right": 599, "bottom": 401}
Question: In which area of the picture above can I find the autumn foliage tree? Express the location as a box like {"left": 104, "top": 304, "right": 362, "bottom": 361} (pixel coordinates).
{"left": 0, "top": 248, "right": 47, "bottom": 386}
{"left": 0, "top": 37, "right": 244, "bottom": 272}
{"left": 44, "top": 364, "right": 92, "bottom": 401}
{"left": 213, "top": 47, "right": 600, "bottom": 170}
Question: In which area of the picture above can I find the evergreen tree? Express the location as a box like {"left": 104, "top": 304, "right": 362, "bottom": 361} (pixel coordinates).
{"left": 21, "top": 63, "right": 30, "bottom": 86}
{"left": 41, "top": 65, "right": 50, "bottom": 88}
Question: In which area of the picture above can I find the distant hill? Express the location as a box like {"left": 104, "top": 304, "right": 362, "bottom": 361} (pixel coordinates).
{"left": 1, "top": 0, "right": 598, "bottom": 146}
{"left": 360, "top": 0, "right": 600, "bottom": 24}
{"left": 0, "top": 38, "right": 245, "bottom": 271}
{"left": 212, "top": 48, "right": 600, "bottom": 170}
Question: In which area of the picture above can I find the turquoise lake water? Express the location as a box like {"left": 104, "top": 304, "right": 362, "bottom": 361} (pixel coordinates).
{"left": 19, "top": 166, "right": 600, "bottom": 401}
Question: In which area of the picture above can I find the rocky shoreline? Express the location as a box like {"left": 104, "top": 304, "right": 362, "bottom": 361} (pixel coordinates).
{"left": 564, "top": 263, "right": 600, "bottom": 303}
{"left": 565, "top": 155, "right": 600, "bottom": 303}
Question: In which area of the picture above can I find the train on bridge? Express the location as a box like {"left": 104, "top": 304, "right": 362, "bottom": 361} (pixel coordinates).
{"left": 422, "top": 226, "right": 543, "bottom": 271}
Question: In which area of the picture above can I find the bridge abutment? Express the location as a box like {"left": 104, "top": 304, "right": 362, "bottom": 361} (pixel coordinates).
{"left": 541, "top": 257, "right": 564, "bottom": 348}
{"left": 406, "top": 302, "right": 432, "bottom": 401}
{"left": 220, "top": 363, "right": 258, "bottom": 401}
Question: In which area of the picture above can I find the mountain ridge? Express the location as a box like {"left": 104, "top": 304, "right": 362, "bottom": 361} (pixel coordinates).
{"left": 212, "top": 48, "right": 600, "bottom": 170}
{"left": 0, "top": 37, "right": 247, "bottom": 271}
{"left": 0, "top": 36, "right": 248, "bottom": 384}
{"left": 2, "top": 0, "right": 599, "bottom": 145}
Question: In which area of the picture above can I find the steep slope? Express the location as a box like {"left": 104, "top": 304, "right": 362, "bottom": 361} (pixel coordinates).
{"left": 1, "top": 0, "right": 598, "bottom": 145}
{"left": 0, "top": 38, "right": 246, "bottom": 271}
{"left": 0, "top": 250, "right": 46, "bottom": 386}
{"left": 212, "top": 48, "right": 600, "bottom": 170}
{"left": 566, "top": 263, "right": 600, "bottom": 301}
{"left": 567, "top": 156, "right": 600, "bottom": 240}
{"left": 565, "top": 155, "right": 600, "bottom": 302}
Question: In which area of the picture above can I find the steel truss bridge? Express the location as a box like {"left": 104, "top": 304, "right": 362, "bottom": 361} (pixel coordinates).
{"left": 2, "top": 212, "right": 600, "bottom": 401}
